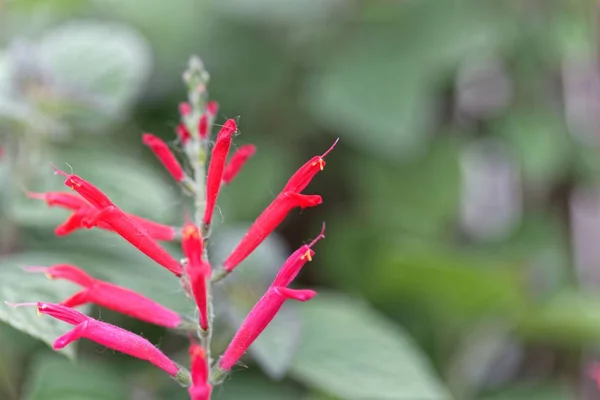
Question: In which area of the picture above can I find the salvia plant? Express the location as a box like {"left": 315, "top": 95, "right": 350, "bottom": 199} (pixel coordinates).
{"left": 5, "top": 56, "right": 337, "bottom": 399}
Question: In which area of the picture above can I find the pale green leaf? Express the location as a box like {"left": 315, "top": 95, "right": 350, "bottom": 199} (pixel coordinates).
{"left": 291, "top": 293, "right": 451, "bottom": 399}
{"left": 0, "top": 254, "right": 87, "bottom": 359}
{"left": 24, "top": 355, "right": 127, "bottom": 400}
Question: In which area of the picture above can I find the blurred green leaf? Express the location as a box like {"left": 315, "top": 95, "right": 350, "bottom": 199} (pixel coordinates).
{"left": 291, "top": 293, "right": 450, "bottom": 400}
{"left": 37, "top": 20, "right": 151, "bottom": 128}
{"left": 214, "top": 0, "right": 343, "bottom": 26}
{"left": 0, "top": 255, "right": 84, "bottom": 359}
{"left": 370, "top": 250, "right": 527, "bottom": 319}
{"left": 479, "top": 383, "right": 572, "bottom": 400}
{"left": 518, "top": 291, "right": 600, "bottom": 345}
{"left": 496, "top": 110, "right": 573, "bottom": 187}
{"left": 306, "top": 2, "right": 507, "bottom": 160}
{"left": 24, "top": 355, "right": 127, "bottom": 400}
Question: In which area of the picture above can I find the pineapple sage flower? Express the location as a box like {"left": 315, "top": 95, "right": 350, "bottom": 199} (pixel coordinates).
{"left": 6, "top": 302, "right": 189, "bottom": 383}
{"left": 214, "top": 140, "right": 337, "bottom": 280}
{"left": 53, "top": 168, "right": 183, "bottom": 277}
{"left": 26, "top": 264, "right": 183, "bottom": 328}
{"left": 222, "top": 144, "right": 256, "bottom": 184}
{"left": 27, "top": 191, "right": 178, "bottom": 241}
{"left": 189, "top": 343, "right": 211, "bottom": 400}
{"left": 214, "top": 228, "right": 325, "bottom": 377}
{"left": 182, "top": 223, "right": 210, "bottom": 331}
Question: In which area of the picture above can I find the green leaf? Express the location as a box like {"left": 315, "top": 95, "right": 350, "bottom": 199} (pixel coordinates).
{"left": 24, "top": 355, "right": 127, "bottom": 400}
{"left": 517, "top": 291, "right": 600, "bottom": 345}
{"left": 0, "top": 254, "right": 86, "bottom": 359}
{"left": 291, "top": 293, "right": 450, "bottom": 400}
{"left": 214, "top": 0, "right": 343, "bottom": 26}
{"left": 496, "top": 110, "right": 573, "bottom": 187}
{"left": 306, "top": 2, "right": 507, "bottom": 160}
{"left": 37, "top": 21, "right": 151, "bottom": 128}
{"left": 480, "top": 383, "right": 572, "bottom": 400}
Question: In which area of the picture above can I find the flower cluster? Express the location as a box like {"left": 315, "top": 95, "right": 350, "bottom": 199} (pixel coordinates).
{"left": 7, "top": 58, "right": 335, "bottom": 398}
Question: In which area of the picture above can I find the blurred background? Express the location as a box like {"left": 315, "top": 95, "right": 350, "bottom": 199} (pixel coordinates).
{"left": 0, "top": 0, "right": 599, "bottom": 399}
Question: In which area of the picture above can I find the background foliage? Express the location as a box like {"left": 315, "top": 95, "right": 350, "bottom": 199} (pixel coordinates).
{"left": 0, "top": 0, "right": 599, "bottom": 399}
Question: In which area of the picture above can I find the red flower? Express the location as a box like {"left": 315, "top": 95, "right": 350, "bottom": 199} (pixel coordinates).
{"left": 218, "top": 226, "right": 322, "bottom": 371}
{"left": 188, "top": 343, "right": 212, "bottom": 400}
{"left": 222, "top": 192, "right": 322, "bottom": 273}
{"left": 282, "top": 138, "right": 338, "bottom": 193}
{"left": 27, "top": 191, "right": 89, "bottom": 210}
{"left": 30, "top": 191, "right": 177, "bottom": 241}
{"left": 84, "top": 206, "right": 183, "bottom": 276}
{"left": 222, "top": 144, "right": 256, "bottom": 184}
{"left": 53, "top": 168, "right": 113, "bottom": 209}
{"left": 27, "top": 264, "right": 182, "bottom": 328}
{"left": 218, "top": 287, "right": 316, "bottom": 371}
{"left": 142, "top": 134, "right": 186, "bottom": 182}
{"left": 29, "top": 302, "right": 180, "bottom": 376}
{"left": 203, "top": 119, "right": 237, "bottom": 227}
{"left": 206, "top": 101, "right": 218, "bottom": 119}
{"left": 177, "top": 124, "right": 192, "bottom": 145}
{"left": 182, "top": 224, "right": 210, "bottom": 331}
{"left": 272, "top": 223, "right": 325, "bottom": 287}
{"left": 198, "top": 114, "right": 208, "bottom": 139}
{"left": 179, "top": 102, "right": 192, "bottom": 117}
{"left": 54, "top": 169, "right": 183, "bottom": 276}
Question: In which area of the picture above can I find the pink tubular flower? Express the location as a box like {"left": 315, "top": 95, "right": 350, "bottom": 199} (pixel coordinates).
{"left": 282, "top": 138, "right": 339, "bottom": 193}
{"left": 177, "top": 124, "right": 192, "bottom": 145}
{"left": 188, "top": 343, "right": 212, "bottom": 400}
{"left": 222, "top": 144, "right": 256, "bottom": 184}
{"left": 206, "top": 101, "right": 218, "bottom": 119}
{"left": 198, "top": 115, "right": 208, "bottom": 139}
{"left": 30, "top": 190, "right": 177, "bottom": 241}
{"left": 182, "top": 224, "right": 210, "bottom": 330}
{"left": 54, "top": 169, "right": 114, "bottom": 209}
{"left": 179, "top": 102, "right": 192, "bottom": 117}
{"left": 272, "top": 224, "right": 325, "bottom": 287}
{"left": 53, "top": 169, "right": 183, "bottom": 276}
{"left": 32, "top": 302, "right": 180, "bottom": 376}
{"left": 27, "top": 191, "right": 90, "bottom": 210}
{"left": 27, "top": 264, "right": 182, "bottom": 328}
{"left": 203, "top": 119, "right": 237, "bottom": 227}
{"left": 219, "top": 287, "right": 316, "bottom": 371}
{"left": 84, "top": 206, "right": 183, "bottom": 276}
{"left": 222, "top": 192, "right": 322, "bottom": 273}
{"left": 142, "top": 134, "right": 186, "bottom": 182}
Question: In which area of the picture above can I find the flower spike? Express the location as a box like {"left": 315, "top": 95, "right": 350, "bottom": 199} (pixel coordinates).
{"left": 283, "top": 138, "right": 339, "bottom": 193}
{"left": 142, "top": 134, "right": 186, "bottom": 182}
{"left": 28, "top": 264, "right": 182, "bottom": 328}
{"left": 222, "top": 144, "right": 256, "bottom": 184}
{"left": 221, "top": 192, "right": 322, "bottom": 274}
{"left": 203, "top": 119, "right": 237, "bottom": 228}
